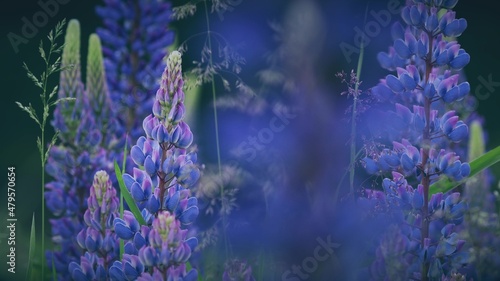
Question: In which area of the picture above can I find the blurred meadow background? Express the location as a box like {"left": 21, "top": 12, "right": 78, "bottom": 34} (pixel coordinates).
{"left": 1, "top": 0, "right": 500, "bottom": 280}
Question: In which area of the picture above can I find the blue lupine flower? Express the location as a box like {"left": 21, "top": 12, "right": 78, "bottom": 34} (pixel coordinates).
{"left": 96, "top": 0, "right": 174, "bottom": 141}
{"left": 112, "top": 51, "right": 200, "bottom": 280}
{"left": 361, "top": 0, "right": 472, "bottom": 279}
{"left": 46, "top": 20, "right": 125, "bottom": 279}
{"left": 109, "top": 254, "right": 145, "bottom": 281}
{"left": 69, "top": 171, "right": 121, "bottom": 279}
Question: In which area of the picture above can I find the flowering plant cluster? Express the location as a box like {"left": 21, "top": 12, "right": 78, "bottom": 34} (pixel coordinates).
{"left": 17, "top": 0, "right": 500, "bottom": 280}
{"left": 45, "top": 20, "right": 124, "bottom": 278}
{"left": 45, "top": 0, "right": 176, "bottom": 278}
{"left": 357, "top": 0, "right": 476, "bottom": 279}
{"left": 107, "top": 51, "right": 199, "bottom": 280}
{"left": 53, "top": 45, "right": 199, "bottom": 279}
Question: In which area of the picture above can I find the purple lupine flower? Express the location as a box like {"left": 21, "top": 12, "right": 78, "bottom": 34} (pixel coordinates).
{"left": 112, "top": 51, "right": 200, "bottom": 280}
{"left": 69, "top": 171, "right": 121, "bottom": 279}
{"left": 45, "top": 20, "right": 125, "bottom": 279}
{"left": 122, "top": 51, "right": 200, "bottom": 218}
{"left": 360, "top": 0, "right": 472, "bottom": 279}
{"left": 109, "top": 254, "right": 145, "bottom": 281}
{"left": 96, "top": 0, "right": 174, "bottom": 141}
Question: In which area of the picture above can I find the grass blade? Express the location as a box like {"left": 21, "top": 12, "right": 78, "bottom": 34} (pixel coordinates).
{"left": 429, "top": 145, "right": 500, "bottom": 196}
{"left": 114, "top": 161, "right": 146, "bottom": 225}
{"left": 52, "top": 256, "right": 56, "bottom": 281}
{"left": 26, "top": 213, "right": 36, "bottom": 281}
{"left": 119, "top": 137, "right": 128, "bottom": 259}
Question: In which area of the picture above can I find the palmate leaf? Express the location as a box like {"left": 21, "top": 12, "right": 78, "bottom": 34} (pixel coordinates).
{"left": 429, "top": 145, "right": 500, "bottom": 196}
{"left": 114, "top": 161, "right": 147, "bottom": 226}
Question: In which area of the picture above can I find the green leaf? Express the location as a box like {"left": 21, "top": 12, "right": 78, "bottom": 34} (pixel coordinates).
{"left": 429, "top": 145, "right": 500, "bottom": 196}
{"left": 26, "top": 213, "right": 36, "bottom": 281}
{"left": 114, "top": 161, "right": 147, "bottom": 226}
{"left": 119, "top": 138, "right": 128, "bottom": 260}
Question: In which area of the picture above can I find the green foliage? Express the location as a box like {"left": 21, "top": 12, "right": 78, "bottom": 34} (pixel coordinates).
{"left": 114, "top": 161, "right": 147, "bottom": 226}
{"left": 119, "top": 139, "right": 128, "bottom": 260}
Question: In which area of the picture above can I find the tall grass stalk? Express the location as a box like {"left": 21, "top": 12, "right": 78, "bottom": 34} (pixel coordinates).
{"left": 203, "top": 0, "right": 230, "bottom": 259}
{"left": 349, "top": 45, "right": 364, "bottom": 199}
{"left": 16, "top": 20, "right": 73, "bottom": 278}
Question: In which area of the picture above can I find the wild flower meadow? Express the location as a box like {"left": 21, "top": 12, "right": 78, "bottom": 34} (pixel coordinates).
{"left": 6, "top": 0, "right": 500, "bottom": 280}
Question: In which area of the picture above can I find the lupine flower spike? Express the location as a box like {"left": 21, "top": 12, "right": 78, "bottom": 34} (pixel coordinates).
{"left": 96, "top": 0, "right": 174, "bottom": 141}
{"left": 363, "top": 0, "right": 471, "bottom": 279}
{"left": 111, "top": 51, "right": 200, "bottom": 280}
{"left": 46, "top": 20, "right": 123, "bottom": 279}
{"left": 69, "top": 171, "right": 120, "bottom": 280}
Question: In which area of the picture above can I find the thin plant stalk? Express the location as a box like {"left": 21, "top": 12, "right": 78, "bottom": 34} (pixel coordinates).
{"left": 349, "top": 43, "right": 364, "bottom": 199}
{"left": 16, "top": 20, "right": 72, "bottom": 278}
{"left": 349, "top": 5, "right": 367, "bottom": 200}
{"left": 203, "top": 0, "right": 230, "bottom": 259}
